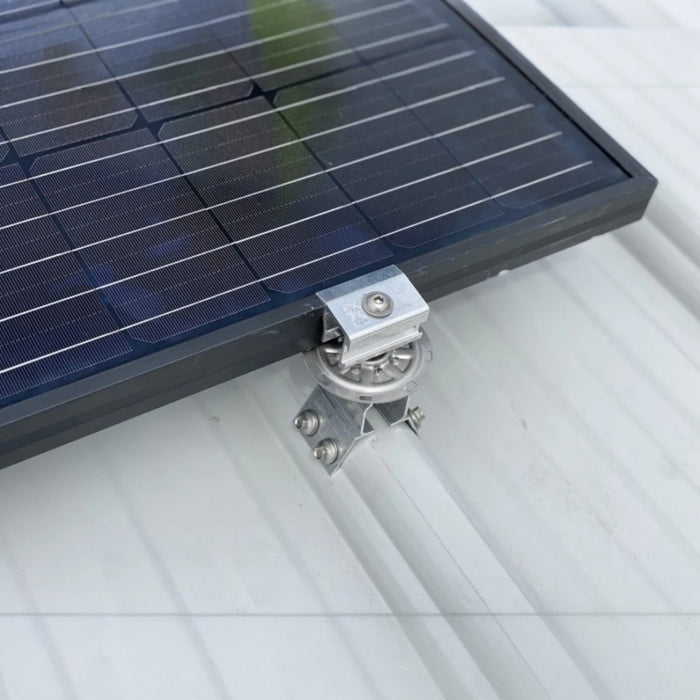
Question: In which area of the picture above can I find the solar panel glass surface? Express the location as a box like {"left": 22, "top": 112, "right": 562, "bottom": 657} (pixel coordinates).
{"left": 0, "top": 0, "right": 630, "bottom": 409}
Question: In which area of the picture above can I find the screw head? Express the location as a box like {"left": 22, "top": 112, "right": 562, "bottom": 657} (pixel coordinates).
{"left": 313, "top": 439, "right": 340, "bottom": 466}
{"left": 362, "top": 291, "right": 393, "bottom": 318}
{"left": 294, "top": 410, "right": 320, "bottom": 436}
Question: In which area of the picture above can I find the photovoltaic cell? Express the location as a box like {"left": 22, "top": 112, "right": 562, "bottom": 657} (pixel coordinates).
{"left": 0, "top": 24, "right": 136, "bottom": 155}
{"left": 0, "top": 0, "right": 631, "bottom": 411}
{"left": 0, "top": 165, "right": 130, "bottom": 400}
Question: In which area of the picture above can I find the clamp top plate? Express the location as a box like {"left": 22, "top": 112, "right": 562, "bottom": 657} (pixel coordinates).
{"left": 318, "top": 265, "right": 430, "bottom": 371}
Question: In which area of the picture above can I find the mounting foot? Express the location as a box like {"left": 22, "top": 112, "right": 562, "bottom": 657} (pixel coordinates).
{"left": 294, "top": 266, "right": 432, "bottom": 473}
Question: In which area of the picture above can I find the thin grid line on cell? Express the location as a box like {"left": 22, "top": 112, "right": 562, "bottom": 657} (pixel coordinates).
{"left": 0, "top": 73, "right": 501, "bottom": 233}
{"left": 0, "top": 162, "right": 594, "bottom": 377}
{"left": 0, "top": 22, "right": 449, "bottom": 149}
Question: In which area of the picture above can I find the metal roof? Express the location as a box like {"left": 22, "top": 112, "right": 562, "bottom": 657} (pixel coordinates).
{"left": 0, "top": 1, "right": 698, "bottom": 697}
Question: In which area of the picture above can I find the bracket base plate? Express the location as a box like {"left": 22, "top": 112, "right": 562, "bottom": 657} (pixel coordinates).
{"left": 296, "top": 387, "right": 423, "bottom": 474}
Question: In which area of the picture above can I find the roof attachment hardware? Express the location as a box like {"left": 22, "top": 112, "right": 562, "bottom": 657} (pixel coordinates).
{"left": 294, "top": 265, "right": 432, "bottom": 474}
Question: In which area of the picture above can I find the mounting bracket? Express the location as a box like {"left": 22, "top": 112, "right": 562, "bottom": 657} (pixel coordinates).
{"left": 294, "top": 266, "right": 432, "bottom": 474}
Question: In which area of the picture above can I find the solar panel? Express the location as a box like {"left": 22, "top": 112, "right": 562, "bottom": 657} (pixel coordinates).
{"left": 0, "top": 0, "right": 655, "bottom": 466}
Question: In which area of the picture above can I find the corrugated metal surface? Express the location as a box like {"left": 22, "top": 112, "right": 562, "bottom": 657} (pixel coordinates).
{"left": 0, "top": 2, "right": 698, "bottom": 698}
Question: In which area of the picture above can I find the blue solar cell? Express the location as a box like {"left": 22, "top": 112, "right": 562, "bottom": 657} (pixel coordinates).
{"left": 0, "top": 0, "right": 633, "bottom": 413}
{"left": 0, "top": 165, "right": 130, "bottom": 400}
{"left": 0, "top": 23, "right": 136, "bottom": 155}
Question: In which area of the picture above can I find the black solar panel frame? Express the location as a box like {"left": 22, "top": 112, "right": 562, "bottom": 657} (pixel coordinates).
{"left": 0, "top": 0, "right": 656, "bottom": 469}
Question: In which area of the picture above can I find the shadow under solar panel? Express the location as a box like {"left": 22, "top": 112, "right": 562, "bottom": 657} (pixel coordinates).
{"left": 0, "top": 0, "right": 655, "bottom": 467}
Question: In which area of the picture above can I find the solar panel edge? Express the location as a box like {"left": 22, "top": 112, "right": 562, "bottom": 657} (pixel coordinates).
{"left": 0, "top": 173, "right": 655, "bottom": 470}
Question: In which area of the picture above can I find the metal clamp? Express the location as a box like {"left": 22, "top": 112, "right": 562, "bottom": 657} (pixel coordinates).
{"left": 294, "top": 265, "right": 432, "bottom": 474}
{"left": 317, "top": 266, "right": 429, "bottom": 370}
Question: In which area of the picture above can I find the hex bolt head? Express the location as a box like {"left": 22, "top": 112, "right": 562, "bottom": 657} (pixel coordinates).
{"left": 313, "top": 439, "right": 340, "bottom": 466}
{"left": 294, "top": 410, "right": 320, "bottom": 436}
{"left": 362, "top": 291, "right": 394, "bottom": 318}
{"left": 407, "top": 406, "right": 426, "bottom": 431}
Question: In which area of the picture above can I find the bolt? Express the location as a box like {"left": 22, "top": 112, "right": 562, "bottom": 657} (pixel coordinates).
{"left": 313, "top": 439, "right": 340, "bottom": 466}
{"left": 362, "top": 290, "right": 394, "bottom": 318}
{"left": 407, "top": 406, "right": 425, "bottom": 431}
{"left": 294, "top": 410, "right": 320, "bottom": 436}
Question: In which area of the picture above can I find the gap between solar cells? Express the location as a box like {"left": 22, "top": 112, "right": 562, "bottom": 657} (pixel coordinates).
{"left": 0, "top": 162, "right": 594, "bottom": 376}
{"left": 0, "top": 131, "right": 561, "bottom": 325}
{"left": 0, "top": 22, "right": 448, "bottom": 149}
{"left": 0, "top": 72, "right": 501, "bottom": 233}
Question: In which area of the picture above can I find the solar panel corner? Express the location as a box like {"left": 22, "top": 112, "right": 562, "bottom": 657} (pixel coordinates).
{"left": 442, "top": 0, "right": 657, "bottom": 185}
{"left": 0, "top": 0, "right": 656, "bottom": 469}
